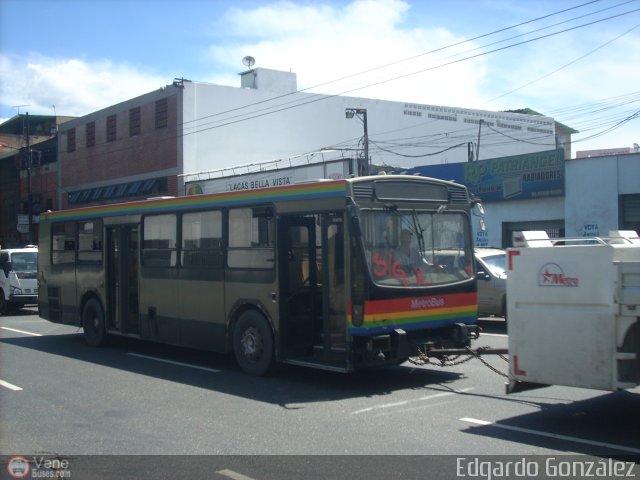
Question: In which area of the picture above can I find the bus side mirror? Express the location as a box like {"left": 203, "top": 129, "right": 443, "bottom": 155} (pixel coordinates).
{"left": 2, "top": 261, "right": 11, "bottom": 277}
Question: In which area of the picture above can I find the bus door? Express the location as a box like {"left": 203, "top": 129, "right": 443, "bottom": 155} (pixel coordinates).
{"left": 279, "top": 213, "right": 346, "bottom": 366}
{"left": 106, "top": 225, "right": 140, "bottom": 335}
{"left": 321, "top": 214, "right": 347, "bottom": 363}
{"left": 279, "top": 216, "right": 319, "bottom": 357}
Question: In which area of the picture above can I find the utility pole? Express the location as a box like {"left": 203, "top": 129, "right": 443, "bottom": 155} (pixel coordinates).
{"left": 475, "top": 119, "right": 483, "bottom": 162}
{"left": 345, "top": 108, "right": 369, "bottom": 176}
{"left": 24, "top": 113, "right": 33, "bottom": 245}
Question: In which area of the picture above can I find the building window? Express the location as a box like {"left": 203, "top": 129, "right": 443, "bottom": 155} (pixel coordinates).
{"left": 86, "top": 121, "right": 95, "bottom": 147}
{"left": 129, "top": 107, "right": 141, "bottom": 137}
{"left": 155, "top": 98, "right": 168, "bottom": 129}
{"left": 67, "top": 128, "right": 76, "bottom": 152}
{"left": 106, "top": 115, "right": 117, "bottom": 142}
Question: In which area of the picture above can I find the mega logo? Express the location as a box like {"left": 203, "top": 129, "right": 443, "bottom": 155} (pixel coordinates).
{"left": 538, "top": 263, "right": 579, "bottom": 287}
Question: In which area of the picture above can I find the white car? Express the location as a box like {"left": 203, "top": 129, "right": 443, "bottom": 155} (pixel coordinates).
{"left": 475, "top": 247, "right": 507, "bottom": 319}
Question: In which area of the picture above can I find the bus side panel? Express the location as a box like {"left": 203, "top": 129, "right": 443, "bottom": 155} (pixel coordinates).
{"left": 37, "top": 223, "right": 53, "bottom": 320}
{"left": 224, "top": 269, "right": 279, "bottom": 348}
{"left": 138, "top": 271, "right": 180, "bottom": 344}
{"left": 177, "top": 269, "right": 227, "bottom": 352}
{"left": 46, "top": 265, "right": 78, "bottom": 325}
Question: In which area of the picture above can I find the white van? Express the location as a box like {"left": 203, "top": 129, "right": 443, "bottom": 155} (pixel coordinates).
{"left": 0, "top": 246, "right": 38, "bottom": 314}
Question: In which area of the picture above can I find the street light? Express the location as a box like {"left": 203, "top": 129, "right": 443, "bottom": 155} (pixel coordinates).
{"left": 345, "top": 108, "right": 369, "bottom": 176}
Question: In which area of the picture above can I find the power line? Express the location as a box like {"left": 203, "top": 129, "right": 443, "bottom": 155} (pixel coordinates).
{"left": 178, "top": 0, "right": 605, "bottom": 127}
{"left": 49, "top": 3, "right": 640, "bottom": 167}
{"left": 182, "top": 7, "right": 640, "bottom": 137}
{"left": 484, "top": 22, "right": 640, "bottom": 103}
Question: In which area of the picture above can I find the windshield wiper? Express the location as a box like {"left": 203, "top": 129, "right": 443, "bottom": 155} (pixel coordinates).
{"left": 411, "top": 210, "right": 426, "bottom": 256}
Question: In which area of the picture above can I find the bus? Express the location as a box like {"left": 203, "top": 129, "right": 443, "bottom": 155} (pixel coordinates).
{"left": 37, "top": 175, "right": 480, "bottom": 374}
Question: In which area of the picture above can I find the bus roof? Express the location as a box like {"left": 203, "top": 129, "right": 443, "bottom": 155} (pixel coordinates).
{"left": 41, "top": 174, "right": 470, "bottom": 223}
{"left": 41, "top": 179, "right": 349, "bottom": 223}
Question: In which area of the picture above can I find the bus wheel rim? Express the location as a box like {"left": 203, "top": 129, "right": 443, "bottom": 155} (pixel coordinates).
{"left": 240, "top": 327, "right": 262, "bottom": 359}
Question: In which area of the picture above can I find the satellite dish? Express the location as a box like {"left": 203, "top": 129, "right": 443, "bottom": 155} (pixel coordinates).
{"left": 242, "top": 56, "right": 256, "bottom": 69}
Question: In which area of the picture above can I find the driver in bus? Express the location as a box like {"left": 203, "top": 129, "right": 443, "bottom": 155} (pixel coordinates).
{"left": 396, "top": 229, "right": 421, "bottom": 266}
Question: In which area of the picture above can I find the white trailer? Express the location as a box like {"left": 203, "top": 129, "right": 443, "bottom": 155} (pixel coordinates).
{"left": 506, "top": 231, "right": 640, "bottom": 393}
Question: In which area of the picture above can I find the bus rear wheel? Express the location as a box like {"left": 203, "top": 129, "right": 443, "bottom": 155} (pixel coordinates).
{"left": 233, "top": 310, "right": 274, "bottom": 376}
{"left": 82, "top": 298, "right": 106, "bottom": 347}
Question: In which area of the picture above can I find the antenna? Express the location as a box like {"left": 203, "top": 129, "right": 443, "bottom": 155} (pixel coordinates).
{"left": 12, "top": 105, "right": 30, "bottom": 115}
{"left": 242, "top": 56, "right": 256, "bottom": 69}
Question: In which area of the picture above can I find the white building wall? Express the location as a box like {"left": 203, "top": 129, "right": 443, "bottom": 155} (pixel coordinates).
{"left": 474, "top": 197, "right": 564, "bottom": 247}
{"left": 179, "top": 69, "right": 556, "bottom": 179}
{"left": 564, "top": 154, "right": 640, "bottom": 237}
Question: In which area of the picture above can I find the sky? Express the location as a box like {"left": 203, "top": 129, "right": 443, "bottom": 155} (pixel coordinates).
{"left": 1, "top": 0, "right": 639, "bottom": 154}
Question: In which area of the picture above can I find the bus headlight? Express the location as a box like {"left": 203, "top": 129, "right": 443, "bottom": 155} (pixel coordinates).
{"left": 352, "top": 304, "right": 364, "bottom": 327}
{"left": 10, "top": 286, "right": 23, "bottom": 295}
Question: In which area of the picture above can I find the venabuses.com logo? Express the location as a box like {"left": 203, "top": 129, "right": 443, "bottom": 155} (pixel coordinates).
{"left": 6, "top": 456, "right": 30, "bottom": 479}
{"left": 6, "top": 455, "right": 72, "bottom": 478}
{"left": 538, "top": 263, "right": 579, "bottom": 287}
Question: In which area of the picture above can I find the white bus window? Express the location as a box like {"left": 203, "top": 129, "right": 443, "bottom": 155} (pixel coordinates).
{"left": 142, "top": 214, "right": 177, "bottom": 267}
{"left": 181, "top": 210, "right": 222, "bottom": 268}
{"left": 52, "top": 222, "right": 77, "bottom": 265}
{"left": 78, "top": 220, "right": 103, "bottom": 263}
{"left": 228, "top": 207, "right": 274, "bottom": 269}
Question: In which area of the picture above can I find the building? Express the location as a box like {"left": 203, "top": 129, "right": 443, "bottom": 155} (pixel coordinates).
{"left": 7, "top": 67, "right": 605, "bottom": 249}
{"left": 53, "top": 68, "right": 560, "bottom": 211}
{"left": 0, "top": 114, "right": 74, "bottom": 248}
{"left": 402, "top": 150, "right": 640, "bottom": 247}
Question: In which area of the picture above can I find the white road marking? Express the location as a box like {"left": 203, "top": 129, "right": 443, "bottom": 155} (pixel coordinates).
{"left": 217, "top": 469, "right": 256, "bottom": 480}
{"left": 0, "top": 379, "right": 23, "bottom": 391}
{"left": 127, "top": 353, "right": 221, "bottom": 373}
{"left": 460, "top": 417, "right": 640, "bottom": 454}
{"left": 372, "top": 400, "right": 453, "bottom": 417}
{"left": 351, "top": 387, "right": 474, "bottom": 415}
{"left": 0, "top": 326, "right": 42, "bottom": 336}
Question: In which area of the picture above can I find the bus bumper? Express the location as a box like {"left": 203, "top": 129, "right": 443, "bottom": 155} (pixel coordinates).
{"left": 353, "top": 323, "right": 480, "bottom": 367}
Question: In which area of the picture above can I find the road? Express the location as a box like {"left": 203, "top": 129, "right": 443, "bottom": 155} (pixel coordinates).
{"left": 1, "top": 309, "right": 639, "bottom": 479}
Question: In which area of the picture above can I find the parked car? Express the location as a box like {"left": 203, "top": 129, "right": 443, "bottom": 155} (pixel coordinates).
{"left": 474, "top": 247, "right": 507, "bottom": 320}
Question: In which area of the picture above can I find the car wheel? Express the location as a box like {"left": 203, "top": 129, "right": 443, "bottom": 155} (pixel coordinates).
{"left": 82, "top": 298, "right": 106, "bottom": 347}
{"left": 233, "top": 310, "right": 274, "bottom": 376}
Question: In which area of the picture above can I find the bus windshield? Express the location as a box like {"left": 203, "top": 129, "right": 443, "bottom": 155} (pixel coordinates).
{"left": 361, "top": 209, "right": 473, "bottom": 287}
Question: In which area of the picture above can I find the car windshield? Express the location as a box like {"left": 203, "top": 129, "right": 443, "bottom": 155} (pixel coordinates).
{"left": 10, "top": 252, "right": 38, "bottom": 272}
{"left": 360, "top": 209, "right": 473, "bottom": 287}
{"left": 481, "top": 254, "right": 506, "bottom": 276}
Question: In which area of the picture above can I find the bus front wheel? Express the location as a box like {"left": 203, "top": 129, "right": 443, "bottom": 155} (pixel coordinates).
{"left": 233, "top": 310, "right": 274, "bottom": 376}
{"left": 82, "top": 298, "right": 106, "bottom": 347}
